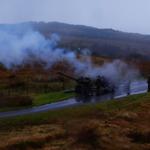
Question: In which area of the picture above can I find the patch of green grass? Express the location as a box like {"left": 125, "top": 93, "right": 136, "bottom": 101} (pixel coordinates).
{"left": 94, "top": 93, "right": 147, "bottom": 111}
{"left": 0, "top": 91, "right": 74, "bottom": 112}
{"left": 0, "top": 93, "right": 150, "bottom": 130}
{"left": 33, "top": 91, "right": 74, "bottom": 106}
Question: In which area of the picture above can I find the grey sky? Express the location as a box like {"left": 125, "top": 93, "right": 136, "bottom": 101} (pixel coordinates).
{"left": 0, "top": 0, "right": 150, "bottom": 34}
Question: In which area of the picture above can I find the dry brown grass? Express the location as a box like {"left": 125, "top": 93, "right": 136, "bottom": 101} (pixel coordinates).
{"left": 0, "top": 97, "right": 150, "bottom": 150}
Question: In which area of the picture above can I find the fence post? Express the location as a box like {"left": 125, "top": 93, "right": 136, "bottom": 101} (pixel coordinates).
{"left": 127, "top": 81, "right": 131, "bottom": 95}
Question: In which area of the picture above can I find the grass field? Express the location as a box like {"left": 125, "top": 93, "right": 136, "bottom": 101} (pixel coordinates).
{"left": 0, "top": 57, "right": 150, "bottom": 149}
{"left": 32, "top": 91, "right": 74, "bottom": 106}
{"left": 0, "top": 91, "right": 74, "bottom": 112}
{"left": 0, "top": 93, "right": 150, "bottom": 150}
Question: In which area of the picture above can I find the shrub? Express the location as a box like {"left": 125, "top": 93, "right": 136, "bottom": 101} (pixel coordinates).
{"left": 0, "top": 96, "right": 33, "bottom": 107}
{"left": 127, "top": 131, "right": 150, "bottom": 144}
{"left": 74, "top": 122, "right": 101, "bottom": 148}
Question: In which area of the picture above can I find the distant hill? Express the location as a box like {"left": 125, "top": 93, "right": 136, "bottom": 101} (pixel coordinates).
{"left": 30, "top": 22, "right": 150, "bottom": 60}
{"left": 2, "top": 22, "right": 150, "bottom": 60}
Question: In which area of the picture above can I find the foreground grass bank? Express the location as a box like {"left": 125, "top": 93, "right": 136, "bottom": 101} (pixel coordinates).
{"left": 0, "top": 93, "right": 150, "bottom": 150}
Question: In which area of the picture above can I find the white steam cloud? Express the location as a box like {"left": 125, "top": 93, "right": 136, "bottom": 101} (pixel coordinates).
{"left": 0, "top": 24, "right": 140, "bottom": 85}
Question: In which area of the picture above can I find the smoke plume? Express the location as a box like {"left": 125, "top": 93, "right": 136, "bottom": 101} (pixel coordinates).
{"left": 0, "top": 24, "right": 140, "bottom": 85}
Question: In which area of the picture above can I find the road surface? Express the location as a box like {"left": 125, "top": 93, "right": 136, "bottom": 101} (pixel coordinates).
{"left": 0, "top": 79, "right": 148, "bottom": 118}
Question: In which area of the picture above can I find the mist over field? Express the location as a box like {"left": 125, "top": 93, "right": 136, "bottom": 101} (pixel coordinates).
{"left": 0, "top": 23, "right": 140, "bottom": 87}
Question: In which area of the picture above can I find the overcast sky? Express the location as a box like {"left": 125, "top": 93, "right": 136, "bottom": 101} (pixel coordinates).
{"left": 0, "top": 0, "right": 150, "bottom": 34}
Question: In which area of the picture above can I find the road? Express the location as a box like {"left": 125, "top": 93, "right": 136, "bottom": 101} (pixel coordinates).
{"left": 0, "top": 79, "right": 148, "bottom": 118}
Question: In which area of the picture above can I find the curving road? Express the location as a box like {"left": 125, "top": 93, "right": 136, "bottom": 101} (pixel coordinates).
{"left": 0, "top": 79, "right": 148, "bottom": 118}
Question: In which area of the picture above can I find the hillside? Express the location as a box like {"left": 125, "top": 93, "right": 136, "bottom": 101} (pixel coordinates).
{"left": 31, "top": 22, "right": 150, "bottom": 60}
{"left": 1, "top": 22, "right": 150, "bottom": 61}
